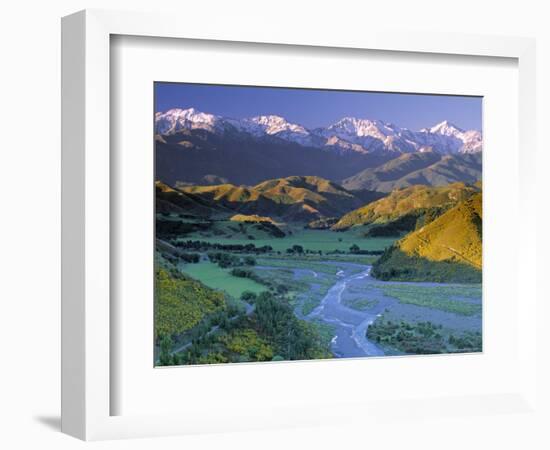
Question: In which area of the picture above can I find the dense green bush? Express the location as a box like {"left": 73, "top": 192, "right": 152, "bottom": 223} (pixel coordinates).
{"left": 367, "top": 318, "right": 482, "bottom": 354}
{"left": 253, "top": 292, "right": 330, "bottom": 360}
{"left": 207, "top": 251, "right": 240, "bottom": 268}
{"left": 230, "top": 268, "right": 254, "bottom": 278}
{"left": 244, "top": 256, "right": 256, "bottom": 266}
{"left": 240, "top": 291, "right": 258, "bottom": 303}
{"left": 372, "top": 246, "right": 481, "bottom": 283}
{"left": 178, "top": 252, "right": 200, "bottom": 263}
{"left": 175, "top": 240, "right": 273, "bottom": 254}
{"left": 154, "top": 268, "right": 226, "bottom": 339}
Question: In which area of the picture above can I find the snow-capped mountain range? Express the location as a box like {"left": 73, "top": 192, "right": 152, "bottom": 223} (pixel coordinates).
{"left": 155, "top": 108, "right": 482, "bottom": 155}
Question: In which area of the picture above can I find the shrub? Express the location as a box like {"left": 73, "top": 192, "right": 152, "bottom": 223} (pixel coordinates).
{"left": 178, "top": 252, "right": 200, "bottom": 263}
{"left": 367, "top": 318, "right": 482, "bottom": 354}
{"left": 241, "top": 291, "right": 258, "bottom": 303}
{"left": 230, "top": 268, "right": 253, "bottom": 278}
{"left": 244, "top": 256, "right": 256, "bottom": 266}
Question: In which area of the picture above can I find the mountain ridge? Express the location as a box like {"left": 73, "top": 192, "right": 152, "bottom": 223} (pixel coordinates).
{"left": 168, "top": 175, "right": 376, "bottom": 222}
{"left": 342, "top": 152, "right": 482, "bottom": 192}
{"left": 155, "top": 127, "right": 391, "bottom": 186}
{"left": 332, "top": 183, "right": 478, "bottom": 231}
{"left": 155, "top": 107, "right": 482, "bottom": 156}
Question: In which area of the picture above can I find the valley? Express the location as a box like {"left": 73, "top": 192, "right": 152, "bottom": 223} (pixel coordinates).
{"left": 155, "top": 174, "right": 482, "bottom": 364}
{"left": 153, "top": 96, "right": 483, "bottom": 365}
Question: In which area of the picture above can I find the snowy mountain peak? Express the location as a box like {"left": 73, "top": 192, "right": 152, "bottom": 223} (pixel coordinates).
{"left": 154, "top": 108, "right": 482, "bottom": 155}
{"left": 248, "top": 115, "right": 308, "bottom": 134}
{"left": 422, "top": 120, "right": 482, "bottom": 153}
{"left": 155, "top": 108, "right": 221, "bottom": 134}
{"left": 429, "top": 120, "right": 465, "bottom": 136}
{"left": 235, "top": 115, "right": 313, "bottom": 146}
{"left": 162, "top": 107, "right": 208, "bottom": 120}
{"left": 328, "top": 117, "right": 389, "bottom": 137}
{"left": 251, "top": 114, "right": 287, "bottom": 124}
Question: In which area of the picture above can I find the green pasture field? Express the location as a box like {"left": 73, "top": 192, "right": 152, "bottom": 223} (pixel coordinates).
{"left": 380, "top": 283, "right": 482, "bottom": 316}
{"left": 183, "top": 228, "right": 395, "bottom": 253}
{"left": 180, "top": 262, "right": 267, "bottom": 299}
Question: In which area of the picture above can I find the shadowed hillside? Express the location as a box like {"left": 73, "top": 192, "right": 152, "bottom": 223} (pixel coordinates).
{"left": 156, "top": 129, "right": 391, "bottom": 186}
{"left": 342, "top": 152, "right": 482, "bottom": 192}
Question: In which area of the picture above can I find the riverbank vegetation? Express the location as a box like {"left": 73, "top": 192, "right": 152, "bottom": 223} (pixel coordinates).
{"left": 367, "top": 318, "right": 482, "bottom": 354}
{"left": 156, "top": 242, "right": 333, "bottom": 365}
{"left": 161, "top": 291, "right": 332, "bottom": 366}
{"left": 380, "top": 283, "right": 482, "bottom": 316}
{"left": 342, "top": 297, "right": 378, "bottom": 311}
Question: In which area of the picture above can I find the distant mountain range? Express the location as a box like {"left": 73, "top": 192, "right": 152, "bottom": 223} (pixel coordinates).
{"left": 155, "top": 108, "right": 482, "bottom": 188}
{"left": 156, "top": 108, "right": 482, "bottom": 155}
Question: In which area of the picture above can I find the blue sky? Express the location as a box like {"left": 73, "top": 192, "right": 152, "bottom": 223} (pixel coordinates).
{"left": 155, "top": 82, "right": 482, "bottom": 131}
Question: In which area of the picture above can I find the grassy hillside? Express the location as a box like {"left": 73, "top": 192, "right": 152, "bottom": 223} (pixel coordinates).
{"left": 230, "top": 214, "right": 275, "bottom": 224}
{"left": 155, "top": 266, "right": 227, "bottom": 339}
{"left": 342, "top": 152, "right": 482, "bottom": 192}
{"left": 155, "top": 252, "right": 332, "bottom": 365}
{"left": 178, "top": 175, "right": 369, "bottom": 222}
{"left": 332, "top": 183, "right": 478, "bottom": 231}
{"left": 155, "top": 181, "right": 231, "bottom": 218}
{"left": 372, "top": 192, "right": 482, "bottom": 282}
{"left": 254, "top": 175, "right": 354, "bottom": 199}
{"left": 399, "top": 192, "right": 482, "bottom": 267}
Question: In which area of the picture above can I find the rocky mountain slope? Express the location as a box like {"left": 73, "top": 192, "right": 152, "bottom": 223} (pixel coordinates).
{"left": 155, "top": 108, "right": 482, "bottom": 188}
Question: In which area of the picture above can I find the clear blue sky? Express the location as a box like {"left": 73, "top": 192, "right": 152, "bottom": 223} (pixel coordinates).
{"left": 155, "top": 82, "right": 482, "bottom": 131}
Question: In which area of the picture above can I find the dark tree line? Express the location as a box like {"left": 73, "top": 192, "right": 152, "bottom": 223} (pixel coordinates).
{"left": 174, "top": 240, "right": 273, "bottom": 254}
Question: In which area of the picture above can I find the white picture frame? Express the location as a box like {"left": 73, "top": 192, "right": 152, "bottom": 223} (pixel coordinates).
{"left": 61, "top": 9, "right": 538, "bottom": 441}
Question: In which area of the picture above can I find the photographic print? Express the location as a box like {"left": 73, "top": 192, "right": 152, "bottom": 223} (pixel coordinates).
{"left": 154, "top": 83, "right": 482, "bottom": 366}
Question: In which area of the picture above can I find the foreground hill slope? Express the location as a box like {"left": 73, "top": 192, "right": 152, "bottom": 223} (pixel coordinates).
{"left": 332, "top": 183, "right": 478, "bottom": 232}
{"left": 399, "top": 192, "right": 482, "bottom": 268}
{"left": 372, "top": 192, "right": 482, "bottom": 282}
{"left": 154, "top": 255, "right": 227, "bottom": 340}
